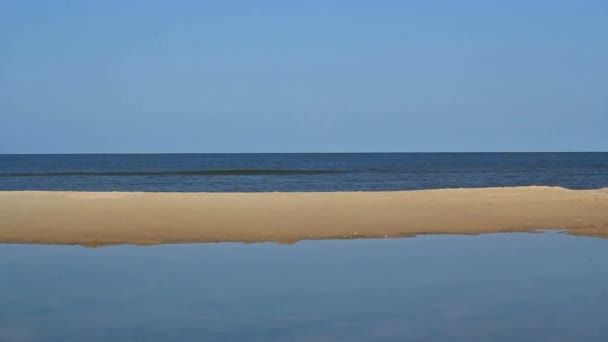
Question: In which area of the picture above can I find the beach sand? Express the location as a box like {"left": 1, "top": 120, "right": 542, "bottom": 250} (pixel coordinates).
{"left": 1, "top": 186, "right": 607, "bottom": 246}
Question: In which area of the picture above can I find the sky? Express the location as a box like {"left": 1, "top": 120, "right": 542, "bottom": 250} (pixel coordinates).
{"left": 1, "top": 0, "right": 607, "bottom": 153}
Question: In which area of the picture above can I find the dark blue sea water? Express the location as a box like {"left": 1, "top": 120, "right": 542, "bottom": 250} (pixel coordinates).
{"left": 2, "top": 233, "right": 608, "bottom": 341}
{"left": 1, "top": 153, "right": 606, "bottom": 192}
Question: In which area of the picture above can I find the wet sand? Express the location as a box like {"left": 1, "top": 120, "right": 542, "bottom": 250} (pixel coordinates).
{"left": 1, "top": 186, "right": 607, "bottom": 246}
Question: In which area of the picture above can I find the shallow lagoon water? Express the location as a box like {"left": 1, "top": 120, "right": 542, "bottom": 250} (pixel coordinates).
{"left": 1, "top": 232, "right": 608, "bottom": 341}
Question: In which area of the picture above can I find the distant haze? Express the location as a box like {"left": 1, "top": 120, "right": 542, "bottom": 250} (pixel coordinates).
{"left": 1, "top": 1, "right": 607, "bottom": 153}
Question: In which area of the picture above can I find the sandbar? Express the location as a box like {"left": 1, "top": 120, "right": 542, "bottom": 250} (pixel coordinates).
{"left": 1, "top": 186, "right": 607, "bottom": 246}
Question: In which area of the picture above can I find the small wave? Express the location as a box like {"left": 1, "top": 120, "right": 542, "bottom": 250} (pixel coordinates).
{"left": 0, "top": 169, "right": 348, "bottom": 177}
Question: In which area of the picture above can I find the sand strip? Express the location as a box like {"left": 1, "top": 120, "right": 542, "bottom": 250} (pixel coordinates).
{"left": 1, "top": 186, "right": 607, "bottom": 246}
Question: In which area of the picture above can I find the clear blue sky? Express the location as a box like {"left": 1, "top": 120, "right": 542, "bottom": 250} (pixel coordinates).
{"left": 1, "top": 0, "right": 607, "bottom": 153}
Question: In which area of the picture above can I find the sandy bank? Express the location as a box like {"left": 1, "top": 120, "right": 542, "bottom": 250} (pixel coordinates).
{"left": 1, "top": 186, "right": 607, "bottom": 246}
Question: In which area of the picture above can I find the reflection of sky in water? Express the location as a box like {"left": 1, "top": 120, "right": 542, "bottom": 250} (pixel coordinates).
{"left": 1, "top": 232, "right": 608, "bottom": 341}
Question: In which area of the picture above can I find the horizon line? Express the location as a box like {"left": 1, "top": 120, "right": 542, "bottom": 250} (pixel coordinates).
{"left": 1, "top": 151, "right": 607, "bottom": 155}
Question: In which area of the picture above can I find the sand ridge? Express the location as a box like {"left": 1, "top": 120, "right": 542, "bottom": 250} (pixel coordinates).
{"left": 1, "top": 186, "right": 607, "bottom": 246}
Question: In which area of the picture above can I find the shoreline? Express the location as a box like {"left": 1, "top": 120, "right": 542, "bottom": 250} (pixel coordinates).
{"left": 1, "top": 186, "right": 607, "bottom": 246}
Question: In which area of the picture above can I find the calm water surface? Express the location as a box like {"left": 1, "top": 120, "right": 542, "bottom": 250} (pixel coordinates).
{"left": 1, "top": 232, "right": 608, "bottom": 341}
{"left": 1, "top": 153, "right": 607, "bottom": 191}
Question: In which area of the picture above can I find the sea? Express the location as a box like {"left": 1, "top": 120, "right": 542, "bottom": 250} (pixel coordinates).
{"left": 1, "top": 152, "right": 607, "bottom": 192}
{"left": 2, "top": 152, "right": 608, "bottom": 341}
